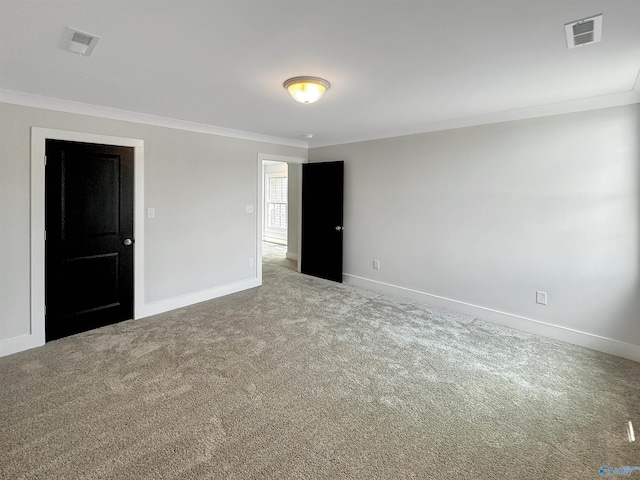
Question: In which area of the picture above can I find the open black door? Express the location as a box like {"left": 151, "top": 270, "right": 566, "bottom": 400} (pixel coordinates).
{"left": 45, "top": 140, "right": 134, "bottom": 341}
{"left": 301, "top": 161, "right": 344, "bottom": 282}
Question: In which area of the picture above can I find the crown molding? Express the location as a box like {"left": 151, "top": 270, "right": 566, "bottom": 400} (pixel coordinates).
{"left": 0, "top": 89, "right": 308, "bottom": 149}
{"left": 310, "top": 90, "right": 640, "bottom": 148}
{"left": 3, "top": 88, "right": 638, "bottom": 151}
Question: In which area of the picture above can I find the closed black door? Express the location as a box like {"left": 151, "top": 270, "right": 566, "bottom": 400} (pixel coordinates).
{"left": 45, "top": 140, "right": 134, "bottom": 341}
{"left": 301, "top": 161, "right": 344, "bottom": 282}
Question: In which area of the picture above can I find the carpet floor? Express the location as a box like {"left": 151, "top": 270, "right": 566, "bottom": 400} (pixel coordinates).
{"left": 1, "top": 243, "right": 639, "bottom": 479}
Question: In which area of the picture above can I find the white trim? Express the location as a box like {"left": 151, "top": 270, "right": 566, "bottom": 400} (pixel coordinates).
{"left": 258, "top": 153, "right": 307, "bottom": 165}
{"left": 257, "top": 153, "right": 307, "bottom": 282}
{"left": 143, "top": 278, "right": 260, "bottom": 318}
{"left": 344, "top": 273, "right": 640, "bottom": 363}
{"left": 0, "top": 89, "right": 308, "bottom": 149}
{"left": 311, "top": 90, "right": 640, "bottom": 148}
{"left": 0, "top": 334, "right": 43, "bottom": 358}
{"left": 4, "top": 127, "right": 145, "bottom": 358}
{"left": 6, "top": 89, "right": 636, "bottom": 152}
{"left": 633, "top": 67, "right": 640, "bottom": 94}
{"left": 3, "top": 89, "right": 639, "bottom": 151}
{"left": 286, "top": 252, "right": 299, "bottom": 261}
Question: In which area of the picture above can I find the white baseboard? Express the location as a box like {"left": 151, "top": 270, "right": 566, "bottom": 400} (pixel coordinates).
{"left": 344, "top": 274, "right": 640, "bottom": 363}
{"left": 0, "top": 277, "right": 261, "bottom": 358}
{"left": 142, "top": 277, "right": 261, "bottom": 318}
{"left": 0, "top": 333, "right": 45, "bottom": 358}
{"left": 262, "top": 237, "right": 286, "bottom": 246}
{"left": 286, "top": 252, "right": 298, "bottom": 261}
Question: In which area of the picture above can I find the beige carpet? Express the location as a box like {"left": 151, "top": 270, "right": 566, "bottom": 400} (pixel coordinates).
{"left": 1, "top": 244, "right": 639, "bottom": 479}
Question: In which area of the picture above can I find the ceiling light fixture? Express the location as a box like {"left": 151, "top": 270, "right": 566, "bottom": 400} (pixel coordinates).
{"left": 283, "top": 76, "right": 330, "bottom": 104}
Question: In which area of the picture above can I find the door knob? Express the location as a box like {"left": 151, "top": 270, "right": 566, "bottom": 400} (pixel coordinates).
{"left": 123, "top": 238, "right": 133, "bottom": 246}
{"left": 335, "top": 226, "right": 344, "bottom": 231}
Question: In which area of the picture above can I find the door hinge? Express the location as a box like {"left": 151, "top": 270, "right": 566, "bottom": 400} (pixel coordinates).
{"left": 44, "top": 155, "right": 47, "bottom": 166}
{"left": 44, "top": 230, "right": 47, "bottom": 241}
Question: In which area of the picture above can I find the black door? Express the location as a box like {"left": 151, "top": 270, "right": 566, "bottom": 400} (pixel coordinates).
{"left": 45, "top": 140, "right": 134, "bottom": 341}
{"left": 301, "top": 161, "right": 344, "bottom": 282}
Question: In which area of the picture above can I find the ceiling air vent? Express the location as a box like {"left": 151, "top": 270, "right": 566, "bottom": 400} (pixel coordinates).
{"left": 61, "top": 27, "right": 100, "bottom": 56}
{"left": 565, "top": 15, "right": 602, "bottom": 49}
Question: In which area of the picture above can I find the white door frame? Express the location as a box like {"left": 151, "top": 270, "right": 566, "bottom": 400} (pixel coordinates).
{"left": 25, "top": 127, "right": 145, "bottom": 353}
{"left": 256, "top": 153, "right": 306, "bottom": 284}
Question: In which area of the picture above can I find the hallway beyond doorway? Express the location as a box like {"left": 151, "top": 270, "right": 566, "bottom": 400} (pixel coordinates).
{"left": 262, "top": 242, "right": 296, "bottom": 272}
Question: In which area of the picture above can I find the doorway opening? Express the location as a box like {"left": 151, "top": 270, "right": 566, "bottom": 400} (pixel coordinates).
{"left": 256, "top": 154, "right": 344, "bottom": 285}
{"left": 261, "top": 160, "right": 298, "bottom": 271}
{"left": 256, "top": 153, "right": 305, "bottom": 284}
{"left": 24, "top": 128, "right": 144, "bottom": 355}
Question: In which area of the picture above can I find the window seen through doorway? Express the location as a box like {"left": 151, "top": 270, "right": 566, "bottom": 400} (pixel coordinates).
{"left": 263, "top": 161, "right": 288, "bottom": 246}
{"left": 267, "top": 177, "right": 287, "bottom": 230}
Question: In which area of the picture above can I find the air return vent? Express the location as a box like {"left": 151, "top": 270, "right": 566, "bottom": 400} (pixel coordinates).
{"left": 565, "top": 15, "right": 602, "bottom": 49}
{"left": 61, "top": 27, "right": 100, "bottom": 56}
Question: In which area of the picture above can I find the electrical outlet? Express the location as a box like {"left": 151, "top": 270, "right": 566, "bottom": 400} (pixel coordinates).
{"left": 248, "top": 258, "right": 254, "bottom": 267}
{"left": 373, "top": 260, "right": 380, "bottom": 270}
{"left": 146, "top": 207, "right": 155, "bottom": 219}
{"left": 536, "top": 291, "right": 547, "bottom": 305}
{"left": 246, "top": 205, "right": 254, "bottom": 214}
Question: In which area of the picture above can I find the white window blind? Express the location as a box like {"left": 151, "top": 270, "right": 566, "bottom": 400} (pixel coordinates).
{"left": 267, "top": 177, "right": 287, "bottom": 230}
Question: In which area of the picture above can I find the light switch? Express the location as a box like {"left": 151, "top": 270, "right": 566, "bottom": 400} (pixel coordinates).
{"left": 147, "top": 207, "right": 155, "bottom": 219}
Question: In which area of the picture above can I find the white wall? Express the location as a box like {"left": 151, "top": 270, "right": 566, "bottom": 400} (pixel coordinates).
{"left": 2, "top": 100, "right": 638, "bottom": 360}
{"left": 309, "top": 105, "right": 640, "bottom": 359}
{"left": 0, "top": 102, "right": 305, "bottom": 355}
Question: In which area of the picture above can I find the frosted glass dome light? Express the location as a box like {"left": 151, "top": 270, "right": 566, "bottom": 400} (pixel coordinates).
{"left": 283, "top": 76, "right": 331, "bottom": 104}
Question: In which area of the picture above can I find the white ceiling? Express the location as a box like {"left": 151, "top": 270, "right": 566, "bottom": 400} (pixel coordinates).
{"left": 1, "top": 1, "right": 639, "bottom": 147}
